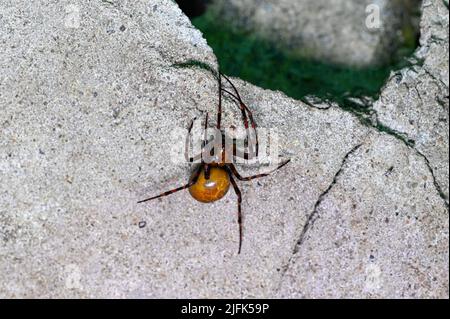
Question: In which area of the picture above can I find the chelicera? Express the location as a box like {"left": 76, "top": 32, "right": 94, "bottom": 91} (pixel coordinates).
{"left": 138, "top": 72, "right": 290, "bottom": 253}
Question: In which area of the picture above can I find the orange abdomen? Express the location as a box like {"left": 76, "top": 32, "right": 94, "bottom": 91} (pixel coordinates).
{"left": 189, "top": 167, "right": 230, "bottom": 203}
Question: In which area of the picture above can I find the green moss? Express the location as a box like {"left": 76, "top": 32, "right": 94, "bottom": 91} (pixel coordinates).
{"left": 186, "top": 9, "right": 421, "bottom": 149}
{"left": 191, "top": 10, "right": 417, "bottom": 107}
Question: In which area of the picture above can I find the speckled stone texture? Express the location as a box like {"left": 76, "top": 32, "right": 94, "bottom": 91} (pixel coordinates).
{"left": 208, "top": 0, "right": 420, "bottom": 67}
{"left": 373, "top": 0, "right": 449, "bottom": 202}
{"left": 0, "top": 0, "right": 448, "bottom": 298}
{"left": 278, "top": 132, "right": 449, "bottom": 298}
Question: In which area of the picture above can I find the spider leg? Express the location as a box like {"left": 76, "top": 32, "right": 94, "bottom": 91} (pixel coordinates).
{"left": 203, "top": 113, "right": 211, "bottom": 180}
{"left": 217, "top": 72, "right": 222, "bottom": 130}
{"left": 228, "top": 160, "right": 291, "bottom": 181}
{"left": 202, "top": 112, "right": 209, "bottom": 147}
{"left": 222, "top": 88, "right": 250, "bottom": 131}
{"left": 229, "top": 174, "right": 243, "bottom": 254}
{"left": 221, "top": 88, "right": 258, "bottom": 158}
{"left": 222, "top": 91, "right": 257, "bottom": 160}
{"left": 137, "top": 166, "right": 202, "bottom": 203}
{"left": 233, "top": 152, "right": 255, "bottom": 161}
{"left": 222, "top": 88, "right": 255, "bottom": 156}
{"left": 232, "top": 139, "right": 256, "bottom": 161}
{"left": 220, "top": 72, "right": 259, "bottom": 157}
{"left": 185, "top": 117, "right": 202, "bottom": 163}
{"left": 188, "top": 153, "right": 203, "bottom": 163}
{"left": 219, "top": 73, "right": 249, "bottom": 117}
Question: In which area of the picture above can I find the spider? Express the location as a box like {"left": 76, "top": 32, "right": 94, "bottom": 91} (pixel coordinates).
{"left": 138, "top": 72, "right": 290, "bottom": 253}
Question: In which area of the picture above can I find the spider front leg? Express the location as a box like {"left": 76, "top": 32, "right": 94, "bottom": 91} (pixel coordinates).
{"left": 222, "top": 88, "right": 258, "bottom": 158}
{"left": 232, "top": 139, "right": 257, "bottom": 161}
{"left": 220, "top": 72, "right": 259, "bottom": 157}
{"left": 228, "top": 160, "right": 290, "bottom": 181}
{"left": 203, "top": 112, "right": 211, "bottom": 180}
{"left": 137, "top": 165, "right": 203, "bottom": 203}
{"left": 217, "top": 72, "right": 222, "bottom": 130}
{"left": 228, "top": 174, "right": 243, "bottom": 254}
{"left": 185, "top": 117, "right": 203, "bottom": 163}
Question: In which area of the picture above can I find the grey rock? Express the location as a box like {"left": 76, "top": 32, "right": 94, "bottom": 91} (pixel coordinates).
{"left": 0, "top": 0, "right": 447, "bottom": 299}
{"left": 208, "top": 0, "right": 420, "bottom": 67}
{"left": 373, "top": 0, "right": 449, "bottom": 202}
{"left": 278, "top": 132, "right": 449, "bottom": 298}
{"left": 0, "top": 0, "right": 370, "bottom": 298}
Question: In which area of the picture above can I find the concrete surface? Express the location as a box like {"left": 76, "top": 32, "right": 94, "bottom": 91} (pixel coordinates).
{"left": 0, "top": 0, "right": 448, "bottom": 298}
{"left": 278, "top": 132, "right": 449, "bottom": 298}
{"left": 373, "top": 0, "right": 449, "bottom": 202}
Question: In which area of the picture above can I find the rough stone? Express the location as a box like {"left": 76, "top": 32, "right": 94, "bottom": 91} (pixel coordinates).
{"left": 208, "top": 0, "right": 420, "bottom": 67}
{"left": 278, "top": 132, "right": 449, "bottom": 298}
{"left": 0, "top": 0, "right": 369, "bottom": 298}
{"left": 0, "top": 0, "right": 447, "bottom": 299}
{"left": 373, "top": 0, "right": 449, "bottom": 203}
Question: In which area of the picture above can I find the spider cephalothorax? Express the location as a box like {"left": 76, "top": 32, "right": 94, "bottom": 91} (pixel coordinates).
{"left": 138, "top": 72, "right": 290, "bottom": 253}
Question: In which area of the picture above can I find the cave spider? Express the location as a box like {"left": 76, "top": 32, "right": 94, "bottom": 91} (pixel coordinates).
{"left": 138, "top": 72, "right": 290, "bottom": 253}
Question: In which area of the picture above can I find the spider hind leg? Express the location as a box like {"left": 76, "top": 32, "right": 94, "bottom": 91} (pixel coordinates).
{"left": 229, "top": 174, "right": 243, "bottom": 254}
{"left": 137, "top": 166, "right": 203, "bottom": 203}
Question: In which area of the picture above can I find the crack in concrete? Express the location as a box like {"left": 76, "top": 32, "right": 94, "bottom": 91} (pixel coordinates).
{"left": 301, "top": 143, "right": 363, "bottom": 246}
{"left": 300, "top": 96, "right": 334, "bottom": 110}
{"left": 416, "top": 149, "right": 450, "bottom": 208}
{"left": 424, "top": 68, "right": 448, "bottom": 89}
{"left": 272, "top": 90, "right": 444, "bottom": 211}
{"left": 373, "top": 109, "right": 449, "bottom": 207}
{"left": 373, "top": 117, "right": 415, "bottom": 147}
{"left": 337, "top": 87, "right": 448, "bottom": 208}
{"left": 275, "top": 124, "right": 448, "bottom": 296}
{"left": 294, "top": 144, "right": 362, "bottom": 253}
{"left": 276, "top": 143, "right": 363, "bottom": 294}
